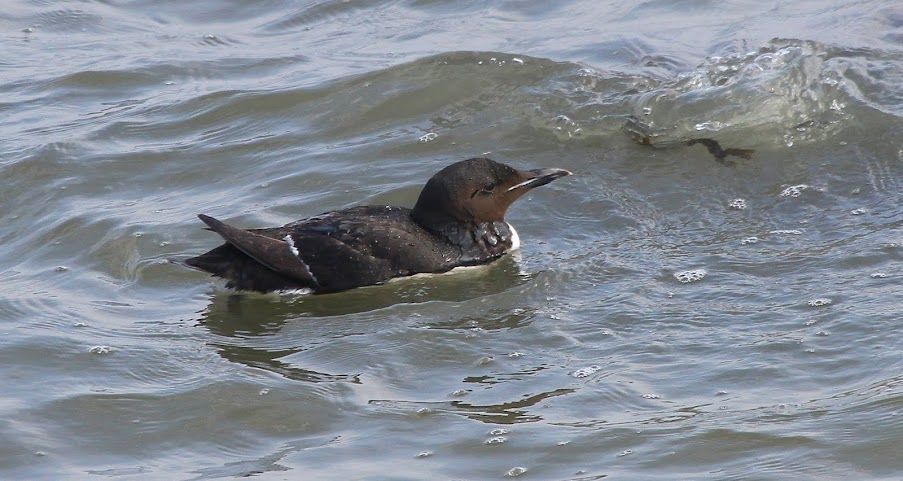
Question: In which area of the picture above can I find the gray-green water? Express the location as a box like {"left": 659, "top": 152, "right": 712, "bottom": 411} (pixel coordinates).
{"left": 2, "top": 1, "right": 902, "bottom": 480}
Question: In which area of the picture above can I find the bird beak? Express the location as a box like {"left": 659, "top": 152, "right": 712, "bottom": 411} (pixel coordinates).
{"left": 507, "top": 168, "right": 572, "bottom": 192}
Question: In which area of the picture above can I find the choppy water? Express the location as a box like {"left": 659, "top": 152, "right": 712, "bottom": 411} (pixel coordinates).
{"left": 2, "top": 1, "right": 902, "bottom": 480}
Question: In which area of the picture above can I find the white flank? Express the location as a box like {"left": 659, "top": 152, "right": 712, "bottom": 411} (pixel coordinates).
{"left": 390, "top": 263, "right": 491, "bottom": 282}
{"left": 276, "top": 288, "right": 314, "bottom": 296}
{"left": 507, "top": 223, "right": 521, "bottom": 251}
{"left": 283, "top": 234, "right": 300, "bottom": 256}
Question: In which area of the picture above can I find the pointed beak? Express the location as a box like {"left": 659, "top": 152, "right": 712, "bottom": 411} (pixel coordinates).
{"left": 507, "top": 168, "right": 572, "bottom": 192}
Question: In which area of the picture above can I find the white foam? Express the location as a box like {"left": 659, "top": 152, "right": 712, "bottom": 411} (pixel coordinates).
{"left": 571, "top": 365, "right": 602, "bottom": 378}
{"left": 807, "top": 298, "right": 832, "bottom": 307}
{"left": 780, "top": 184, "right": 809, "bottom": 198}
{"left": 418, "top": 132, "right": 438, "bottom": 143}
{"left": 728, "top": 198, "right": 747, "bottom": 210}
{"left": 674, "top": 269, "right": 707, "bottom": 283}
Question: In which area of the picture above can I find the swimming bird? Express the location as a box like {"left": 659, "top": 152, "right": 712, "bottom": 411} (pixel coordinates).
{"left": 184, "top": 157, "right": 571, "bottom": 293}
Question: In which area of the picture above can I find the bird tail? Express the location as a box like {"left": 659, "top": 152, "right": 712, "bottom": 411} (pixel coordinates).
{"left": 182, "top": 214, "right": 319, "bottom": 292}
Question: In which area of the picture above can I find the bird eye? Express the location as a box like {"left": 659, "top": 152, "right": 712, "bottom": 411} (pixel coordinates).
{"left": 472, "top": 182, "right": 497, "bottom": 198}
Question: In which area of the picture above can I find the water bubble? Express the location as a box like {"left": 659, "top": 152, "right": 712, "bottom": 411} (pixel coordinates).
{"left": 642, "top": 107, "right": 652, "bottom": 115}
{"left": 850, "top": 208, "right": 867, "bottom": 215}
{"left": 477, "top": 356, "right": 494, "bottom": 365}
{"left": 617, "top": 449, "right": 633, "bottom": 457}
{"left": 780, "top": 184, "right": 809, "bottom": 197}
{"left": 508, "top": 351, "right": 524, "bottom": 358}
{"left": 805, "top": 319, "right": 817, "bottom": 326}
{"left": 511, "top": 57, "right": 524, "bottom": 65}
{"left": 807, "top": 298, "right": 832, "bottom": 307}
{"left": 418, "top": 132, "right": 438, "bottom": 143}
{"left": 816, "top": 331, "right": 829, "bottom": 336}
{"left": 715, "top": 390, "right": 729, "bottom": 396}
{"left": 674, "top": 269, "right": 706, "bottom": 283}
{"left": 34, "top": 451, "right": 46, "bottom": 456}
{"left": 870, "top": 272, "right": 887, "bottom": 279}
{"left": 89, "top": 346, "right": 112, "bottom": 355}
{"left": 73, "top": 322, "right": 87, "bottom": 327}
{"left": 505, "top": 467, "right": 527, "bottom": 477}
{"left": 485, "top": 436, "right": 507, "bottom": 445}
{"left": 741, "top": 236, "right": 759, "bottom": 245}
{"left": 450, "top": 389, "right": 468, "bottom": 397}
{"left": 728, "top": 198, "right": 747, "bottom": 210}
{"left": 490, "top": 428, "right": 509, "bottom": 435}
{"left": 258, "top": 388, "right": 270, "bottom": 396}
{"left": 163, "top": 80, "right": 175, "bottom": 86}
{"left": 571, "top": 365, "right": 601, "bottom": 378}
{"left": 783, "top": 134, "right": 794, "bottom": 147}
{"left": 641, "top": 393, "right": 661, "bottom": 399}
{"left": 55, "top": 266, "right": 68, "bottom": 272}
{"left": 416, "top": 451, "right": 433, "bottom": 458}
{"left": 557, "top": 440, "right": 571, "bottom": 446}
{"left": 416, "top": 407, "right": 432, "bottom": 416}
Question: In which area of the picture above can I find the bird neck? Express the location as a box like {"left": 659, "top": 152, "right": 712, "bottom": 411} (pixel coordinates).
{"left": 410, "top": 207, "right": 513, "bottom": 260}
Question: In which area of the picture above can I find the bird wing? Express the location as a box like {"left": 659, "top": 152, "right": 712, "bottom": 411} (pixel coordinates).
{"left": 197, "top": 214, "right": 320, "bottom": 287}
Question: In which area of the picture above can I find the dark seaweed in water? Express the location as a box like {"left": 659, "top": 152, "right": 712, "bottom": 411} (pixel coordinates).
{"left": 623, "top": 115, "right": 755, "bottom": 165}
{"left": 683, "top": 138, "right": 755, "bottom": 165}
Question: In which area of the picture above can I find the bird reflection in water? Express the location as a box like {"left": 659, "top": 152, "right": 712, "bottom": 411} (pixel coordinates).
{"left": 196, "top": 255, "right": 529, "bottom": 384}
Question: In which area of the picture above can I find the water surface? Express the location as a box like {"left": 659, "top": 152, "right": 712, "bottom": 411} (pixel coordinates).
{"left": 1, "top": 1, "right": 901, "bottom": 480}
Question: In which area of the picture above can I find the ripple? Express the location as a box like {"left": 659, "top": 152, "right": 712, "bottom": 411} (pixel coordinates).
{"left": 88, "top": 345, "right": 113, "bottom": 354}
{"left": 506, "top": 466, "right": 527, "bottom": 477}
